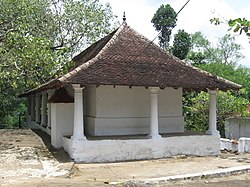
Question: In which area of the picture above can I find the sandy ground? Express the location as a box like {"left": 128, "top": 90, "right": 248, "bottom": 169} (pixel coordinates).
{"left": 0, "top": 129, "right": 74, "bottom": 186}
{"left": 1, "top": 129, "right": 250, "bottom": 187}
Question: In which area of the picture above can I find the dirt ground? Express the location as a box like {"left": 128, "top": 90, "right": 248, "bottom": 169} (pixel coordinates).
{"left": 1, "top": 129, "right": 250, "bottom": 187}
{"left": 0, "top": 129, "right": 76, "bottom": 186}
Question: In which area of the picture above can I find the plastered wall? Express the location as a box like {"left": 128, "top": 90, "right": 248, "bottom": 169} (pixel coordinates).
{"left": 84, "top": 86, "right": 184, "bottom": 136}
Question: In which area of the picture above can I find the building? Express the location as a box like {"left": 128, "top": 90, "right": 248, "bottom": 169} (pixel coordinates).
{"left": 20, "top": 23, "right": 241, "bottom": 162}
{"left": 225, "top": 117, "right": 250, "bottom": 140}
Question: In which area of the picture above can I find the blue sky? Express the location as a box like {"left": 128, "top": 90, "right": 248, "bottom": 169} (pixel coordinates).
{"left": 227, "top": 0, "right": 250, "bottom": 11}
{"left": 100, "top": 0, "right": 250, "bottom": 67}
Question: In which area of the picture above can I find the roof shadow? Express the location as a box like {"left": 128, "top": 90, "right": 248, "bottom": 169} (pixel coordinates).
{"left": 31, "top": 129, "right": 72, "bottom": 163}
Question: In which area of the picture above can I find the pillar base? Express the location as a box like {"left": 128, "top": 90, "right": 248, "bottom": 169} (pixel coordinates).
{"left": 71, "top": 135, "right": 87, "bottom": 140}
{"left": 26, "top": 115, "right": 31, "bottom": 124}
{"left": 41, "top": 123, "right": 47, "bottom": 127}
{"left": 147, "top": 134, "right": 162, "bottom": 139}
{"left": 206, "top": 130, "right": 220, "bottom": 137}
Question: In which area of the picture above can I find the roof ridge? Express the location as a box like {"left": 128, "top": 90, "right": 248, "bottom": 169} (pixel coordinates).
{"left": 58, "top": 25, "right": 126, "bottom": 82}
{"left": 124, "top": 26, "right": 191, "bottom": 66}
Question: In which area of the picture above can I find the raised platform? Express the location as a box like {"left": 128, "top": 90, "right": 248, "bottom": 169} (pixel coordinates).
{"left": 63, "top": 133, "right": 220, "bottom": 163}
{"left": 26, "top": 121, "right": 51, "bottom": 135}
{"left": 79, "top": 131, "right": 206, "bottom": 140}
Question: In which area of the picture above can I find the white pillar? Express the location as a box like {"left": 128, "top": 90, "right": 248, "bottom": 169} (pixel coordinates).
{"left": 41, "top": 91, "right": 48, "bottom": 127}
{"left": 35, "top": 93, "right": 41, "bottom": 123}
{"left": 47, "top": 90, "right": 54, "bottom": 129}
{"left": 148, "top": 87, "right": 161, "bottom": 139}
{"left": 31, "top": 94, "right": 35, "bottom": 121}
{"left": 206, "top": 89, "right": 220, "bottom": 136}
{"left": 71, "top": 84, "right": 86, "bottom": 140}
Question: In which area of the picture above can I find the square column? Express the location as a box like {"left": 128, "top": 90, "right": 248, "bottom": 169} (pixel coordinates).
{"left": 41, "top": 91, "right": 48, "bottom": 127}
{"left": 31, "top": 94, "right": 36, "bottom": 121}
{"left": 206, "top": 89, "right": 220, "bottom": 137}
{"left": 47, "top": 90, "right": 54, "bottom": 129}
{"left": 26, "top": 95, "right": 32, "bottom": 124}
{"left": 71, "top": 84, "right": 86, "bottom": 140}
{"left": 35, "top": 93, "right": 41, "bottom": 123}
{"left": 148, "top": 87, "right": 161, "bottom": 139}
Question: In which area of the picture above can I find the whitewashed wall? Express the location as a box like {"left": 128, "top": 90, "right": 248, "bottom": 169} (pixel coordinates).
{"left": 84, "top": 86, "right": 184, "bottom": 136}
{"left": 221, "top": 137, "right": 250, "bottom": 153}
{"left": 63, "top": 135, "right": 220, "bottom": 163}
{"left": 238, "top": 137, "right": 250, "bottom": 153}
{"left": 51, "top": 103, "right": 74, "bottom": 148}
{"left": 225, "top": 118, "right": 250, "bottom": 139}
{"left": 220, "top": 138, "right": 238, "bottom": 152}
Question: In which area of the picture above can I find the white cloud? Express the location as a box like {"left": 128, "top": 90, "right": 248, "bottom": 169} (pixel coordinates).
{"left": 100, "top": 0, "right": 250, "bottom": 67}
{"left": 101, "top": 0, "right": 158, "bottom": 40}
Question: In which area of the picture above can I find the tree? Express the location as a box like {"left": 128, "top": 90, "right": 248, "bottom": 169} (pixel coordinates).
{"left": 217, "top": 34, "right": 244, "bottom": 65}
{"left": 151, "top": 4, "right": 192, "bottom": 60}
{"left": 0, "top": 0, "right": 116, "bottom": 127}
{"left": 151, "top": 4, "right": 177, "bottom": 49}
{"left": 172, "top": 29, "right": 191, "bottom": 60}
{"left": 186, "top": 32, "right": 244, "bottom": 66}
{"left": 185, "top": 32, "right": 209, "bottom": 65}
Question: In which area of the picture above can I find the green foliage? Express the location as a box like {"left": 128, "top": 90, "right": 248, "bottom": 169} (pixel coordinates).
{"left": 186, "top": 51, "right": 206, "bottom": 65}
{"left": 210, "top": 17, "right": 222, "bottom": 25}
{"left": 228, "top": 18, "right": 250, "bottom": 37}
{"left": 210, "top": 17, "right": 250, "bottom": 39}
{"left": 186, "top": 32, "right": 215, "bottom": 65}
{"left": 197, "top": 63, "right": 250, "bottom": 99}
{"left": 151, "top": 4, "right": 177, "bottom": 49}
{"left": 172, "top": 29, "right": 191, "bottom": 60}
{"left": 186, "top": 32, "right": 244, "bottom": 66}
{"left": 0, "top": 0, "right": 116, "bottom": 127}
{"left": 151, "top": 4, "right": 192, "bottom": 59}
{"left": 184, "top": 91, "right": 250, "bottom": 137}
{"left": 184, "top": 92, "right": 209, "bottom": 132}
{"left": 217, "top": 34, "right": 244, "bottom": 65}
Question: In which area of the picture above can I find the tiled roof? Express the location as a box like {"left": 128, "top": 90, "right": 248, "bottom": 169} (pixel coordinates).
{"left": 19, "top": 24, "right": 241, "bottom": 97}
{"left": 48, "top": 87, "right": 74, "bottom": 103}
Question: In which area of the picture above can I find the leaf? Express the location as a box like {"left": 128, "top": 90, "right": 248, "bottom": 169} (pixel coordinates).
{"left": 233, "top": 25, "right": 240, "bottom": 32}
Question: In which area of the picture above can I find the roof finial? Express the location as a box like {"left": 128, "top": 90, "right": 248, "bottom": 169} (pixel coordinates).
{"left": 123, "top": 11, "right": 127, "bottom": 25}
